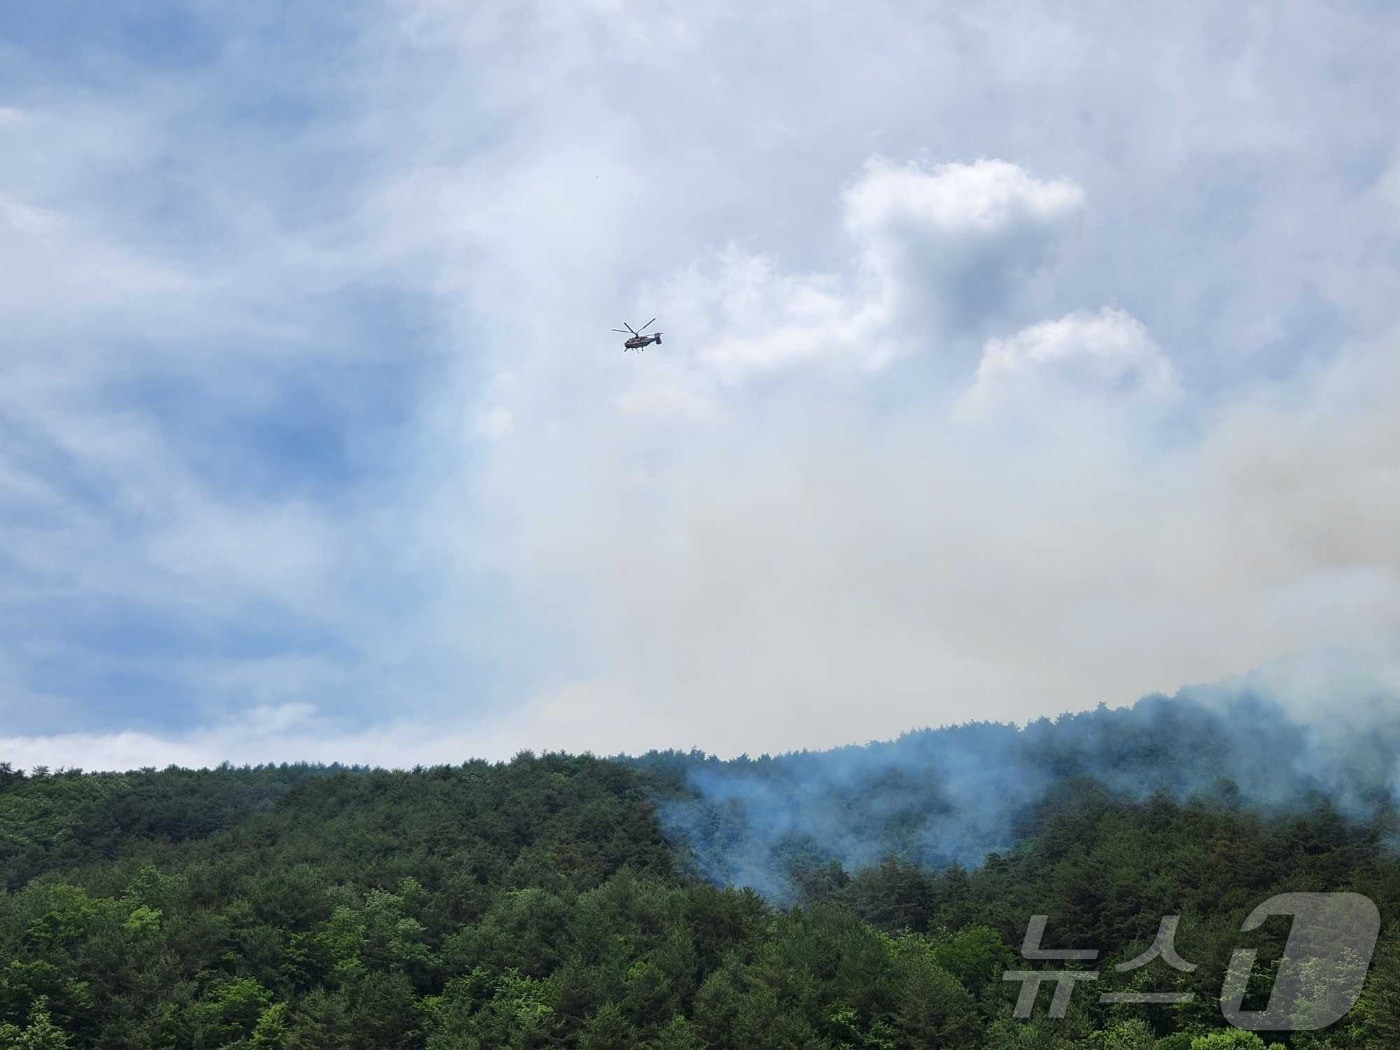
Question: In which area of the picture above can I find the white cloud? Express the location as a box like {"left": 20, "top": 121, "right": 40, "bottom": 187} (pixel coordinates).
{"left": 0, "top": 190, "right": 201, "bottom": 336}
{"left": 650, "top": 248, "right": 885, "bottom": 379}
{"left": 958, "top": 306, "right": 1179, "bottom": 420}
{"left": 631, "top": 160, "right": 1086, "bottom": 399}
{"left": 143, "top": 500, "right": 335, "bottom": 601}
{"left": 0, "top": 704, "right": 573, "bottom": 772}
{"left": 842, "top": 157, "right": 1084, "bottom": 242}
{"left": 843, "top": 158, "right": 1085, "bottom": 342}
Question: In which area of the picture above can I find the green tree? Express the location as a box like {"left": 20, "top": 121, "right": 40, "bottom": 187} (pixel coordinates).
{"left": 1189, "top": 1031, "right": 1286, "bottom": 1049}
{"left": 0, "top": 1000, "right": 69, "bottom": 1050}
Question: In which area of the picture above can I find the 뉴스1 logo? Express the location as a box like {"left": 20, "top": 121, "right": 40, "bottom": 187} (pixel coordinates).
{"left": 1003, "top": 893, "right": 1380, "bottom": 1032}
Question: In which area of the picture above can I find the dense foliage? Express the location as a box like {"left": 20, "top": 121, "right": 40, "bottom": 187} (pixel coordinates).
{"left": 0, "top": 746, "right": 1397, "bottom": 1048}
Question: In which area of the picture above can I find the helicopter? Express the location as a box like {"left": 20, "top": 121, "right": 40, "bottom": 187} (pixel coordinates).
{"left": 613, "top": 318, "right": 662, "bottom": 350}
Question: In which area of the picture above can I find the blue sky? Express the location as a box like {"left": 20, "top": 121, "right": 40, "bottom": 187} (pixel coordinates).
{"left": 2, "top": 1, "right": 1399, "bottom": 768}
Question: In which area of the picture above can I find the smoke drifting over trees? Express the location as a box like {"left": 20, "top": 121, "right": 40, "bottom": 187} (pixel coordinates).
{"left": 642, "top": 654, "right": 1400, "bottom": 902}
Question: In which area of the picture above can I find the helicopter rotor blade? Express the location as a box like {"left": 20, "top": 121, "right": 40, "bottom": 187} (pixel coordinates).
{"left": 637, "top": 317, "right": 656, "bottom": 333}
{"left": 612, "top": 328, "right": 630, "bottom": 334}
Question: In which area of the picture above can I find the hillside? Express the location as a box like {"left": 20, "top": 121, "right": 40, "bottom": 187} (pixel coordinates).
{"left": 2, "top": 694, "right": 1399, "bottom": 1048}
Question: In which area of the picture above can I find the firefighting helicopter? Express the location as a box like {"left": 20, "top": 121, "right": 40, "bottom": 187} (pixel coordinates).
{"left": 613, "top": 318, "right": 662, "bottom": 351}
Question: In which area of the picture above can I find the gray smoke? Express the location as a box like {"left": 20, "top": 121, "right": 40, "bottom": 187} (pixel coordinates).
{"left": 639, "top": 650, "right": 1400, "bottom": 902}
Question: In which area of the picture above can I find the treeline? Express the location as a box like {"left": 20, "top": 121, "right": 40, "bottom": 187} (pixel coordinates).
{"left": 0, "top": 762, "right": 335, "bottom": 892}
{"left": 0, "top": 752, "right": 1397, "bottom": 1047}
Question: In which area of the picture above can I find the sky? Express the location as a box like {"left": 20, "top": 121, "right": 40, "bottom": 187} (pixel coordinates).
{"left": 1, "top": 0, "right": 1398, "bottom": 769}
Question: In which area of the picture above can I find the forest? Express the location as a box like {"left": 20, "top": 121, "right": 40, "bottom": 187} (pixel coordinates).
{"left": 2, "top": 698, "right": 1400, "bottom": 1048}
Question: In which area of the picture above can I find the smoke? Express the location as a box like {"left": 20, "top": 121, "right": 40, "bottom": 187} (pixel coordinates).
{"left": 643, "top": 649, "right": 1400, "bottom": 902}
